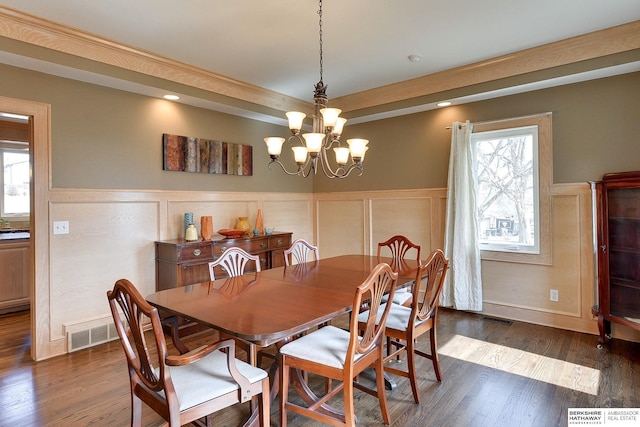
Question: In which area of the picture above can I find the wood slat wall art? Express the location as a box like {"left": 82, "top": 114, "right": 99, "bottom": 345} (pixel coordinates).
{"left": 162, "top": 133, "right": 252, "bottom": 176}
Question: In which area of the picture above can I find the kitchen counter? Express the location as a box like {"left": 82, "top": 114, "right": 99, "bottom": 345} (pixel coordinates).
{"left": 0, "top": 231, "right": 30, "bottom": 241}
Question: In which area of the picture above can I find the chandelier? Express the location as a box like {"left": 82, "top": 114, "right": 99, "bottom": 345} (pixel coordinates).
{"left": 264, "top": 0, "right": 369, "bottom": 179}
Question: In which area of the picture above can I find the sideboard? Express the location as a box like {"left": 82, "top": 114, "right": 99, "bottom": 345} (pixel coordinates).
{"left": 155, "top": 231, "right": 292, "bottom": 291}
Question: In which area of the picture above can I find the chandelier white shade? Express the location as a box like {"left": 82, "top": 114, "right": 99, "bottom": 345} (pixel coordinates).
{"left": 264, "top": 0, "right": 369, "bottom": 179}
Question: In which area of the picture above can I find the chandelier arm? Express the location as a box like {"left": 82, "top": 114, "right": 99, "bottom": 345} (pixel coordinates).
{"left": 317, "top": 141, "right": 365, "bottom": 179}
{"left": 320, "top": 160, "right": 364, "bottom": 179}
{"left": 289, "top": 134, "right": 304, "bottom": 145}
{"left": 268, "top": 159, "right": 305, "bottom": 176}
{"left": 304, "top": 157, "right": 318, "bottom": 177}
{"left": 318, "top": 133, "right": 349, "bottom": 177}
{"left": 318, "top": 141, "right": 343, "bottom": 177}
{"left": 322, "top": 135, "right": 339, "bottom": 151}
{"left": 337, "top": 163, "right": 365, "bottom": 178}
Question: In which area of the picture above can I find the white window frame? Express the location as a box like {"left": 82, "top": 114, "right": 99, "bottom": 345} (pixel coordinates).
{"left": 1, "top": 143, "right": 30, "bottom": 219}
{"left": 473, "top": 125, "right": 540, "bottom": 254}
{"left": 472, "top": 113, "right": 552, "bottom": 265}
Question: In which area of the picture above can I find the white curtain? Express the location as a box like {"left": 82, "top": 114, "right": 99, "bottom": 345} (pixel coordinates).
{"left": 440, "top": 121, "right": 483, "bottom": 311}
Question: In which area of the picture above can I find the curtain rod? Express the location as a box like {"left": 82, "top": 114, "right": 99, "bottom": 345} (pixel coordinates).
{"left": 446, "top": 112, "right": 552, "bottom": 129}
{"left": 445, "top": 123, "right": 468, "bottom": 130}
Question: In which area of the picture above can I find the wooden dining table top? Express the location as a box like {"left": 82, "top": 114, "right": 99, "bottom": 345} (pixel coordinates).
{"left": 146, "top": 254, "right": 419, "bottom": 347}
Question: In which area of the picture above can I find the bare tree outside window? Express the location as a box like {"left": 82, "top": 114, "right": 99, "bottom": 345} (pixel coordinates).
{"left": 472, "top": 125, "right": 540, "bottom": 254}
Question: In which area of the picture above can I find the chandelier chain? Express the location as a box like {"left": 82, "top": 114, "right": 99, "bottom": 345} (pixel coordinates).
{"left": 318, "top": 0, "right": 323, "bottom": 84}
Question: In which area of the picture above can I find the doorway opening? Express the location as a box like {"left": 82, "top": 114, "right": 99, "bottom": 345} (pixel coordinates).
{"left": 0, "top": 96, "right": 51, "bottom": 361}
{"left": 0, "top": 112, "right": 31, "bottom": 315}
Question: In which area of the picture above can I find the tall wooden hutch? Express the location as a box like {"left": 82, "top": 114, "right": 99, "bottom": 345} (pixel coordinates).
{"left": 591, "top": 171, "right": 640, "bottom": 347}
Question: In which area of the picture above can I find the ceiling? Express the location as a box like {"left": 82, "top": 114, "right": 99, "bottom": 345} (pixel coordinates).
{"left": 0, "top": 0, "right": 639, "bottom": 124}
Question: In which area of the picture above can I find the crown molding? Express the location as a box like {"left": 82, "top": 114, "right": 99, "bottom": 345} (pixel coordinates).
{"left": 0, "top": 6, "right": 312, "bottom": 115}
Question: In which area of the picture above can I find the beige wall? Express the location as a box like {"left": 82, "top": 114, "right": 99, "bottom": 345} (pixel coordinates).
{"left": 313, "top": 72, "right": 640, "bottom": 192}
{"left": 0, "top": 63, "right": 313, "bottom": 193}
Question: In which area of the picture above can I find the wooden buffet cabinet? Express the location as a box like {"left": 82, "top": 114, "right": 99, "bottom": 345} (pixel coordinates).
{"left": 155, "top": 231, "right": 292, "bottom": 291}
{"left": 591, "top": 171, "right": 640, "bottom": 347}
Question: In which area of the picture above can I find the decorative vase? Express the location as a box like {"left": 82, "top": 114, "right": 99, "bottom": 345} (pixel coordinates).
{"left": 255, "top": 209, "right": 264, "bottom": 235}
{"left": 185, "top": 223, "right": 198, "bottom": 242}
{"left": 184, "top": 212, "right": 194, "bottom": 238}
{"left": 201, "top": 216, "right": 213, "bottom": 241}
{"left": 235, "top": 216, "right": 250, "bottom": 233}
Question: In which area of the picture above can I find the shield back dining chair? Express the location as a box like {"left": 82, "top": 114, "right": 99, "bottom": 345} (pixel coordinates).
{"left": 377, "top": 235, "right": 422, "bottom": 307}
{"left": 279, "top": 262, "right": 399, "bottom": 426}
{"left": 159, "top": 247, "right": 260, "bottom": 357}
{"left": 209, "top": 246, "right": 261, "bottom": 280}
{"left": 107, "top": 278, "right": 270, "bottom": 427}
{"left": 208, "top": 247, "right": 262, "bottom": 366}
{"left": 257, "top": 239, "right": 320, "bottom": 370}
{"left": 284, "top": 239, "right": 319, "bottom": 266}
{"left": 358, "top": 249, "right": 449, "bottom": 404}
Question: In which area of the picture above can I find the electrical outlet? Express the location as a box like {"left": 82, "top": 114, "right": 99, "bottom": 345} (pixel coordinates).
{"left": 53, "top": 220, "right": 69, "bottom": 235}
{"left": 550, "top": 289, "right": 559, "bottom": 302}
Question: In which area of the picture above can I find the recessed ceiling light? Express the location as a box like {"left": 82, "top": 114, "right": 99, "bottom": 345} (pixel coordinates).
{"left": 407, "top": 54, "right": 422, "bottom": 63}
{"left": 163, "top": 94, "right": 180, "bottom": 101}
{"left": 437, "top": 101, "right": 452, "bottom": 107}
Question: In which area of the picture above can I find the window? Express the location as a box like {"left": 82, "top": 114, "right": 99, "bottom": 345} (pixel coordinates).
{"left": 1, "top": 146, "right": 30, "bottom": 218}
{"left": 473, "top": 125, "right": 539, "bottom": 254}
{"left": 472, "top": 113, "right": 552, "bottom": 264}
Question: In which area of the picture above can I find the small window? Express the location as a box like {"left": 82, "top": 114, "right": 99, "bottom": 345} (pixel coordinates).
{"left": 471, "top": 113, "right": 552, "bottom": 265}
{"left": 472, "top": 125, "right": 539, "bottom": 254}
{"left": 2, "top": 148, "right": 30, "bottom": 217}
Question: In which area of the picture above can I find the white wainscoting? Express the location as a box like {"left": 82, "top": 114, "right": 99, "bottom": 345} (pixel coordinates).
{"left": 313, "top": 185, "right": 639, "bottom": 340}
{"left": 41, "top": 189, "right": 314, "bottom": 358}
{"left": 37, "top": 183, "right": 640, "bottom": 359}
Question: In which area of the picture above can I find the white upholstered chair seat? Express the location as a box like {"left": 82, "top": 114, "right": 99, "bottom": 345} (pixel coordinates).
{"left": 382, "top": 288, "right": 412, "bottom": 306}
{"left": 158, "top": 348, "right": 268, "bottom": 411}
{"left": 358, "top": 302, "right": 426, "bottom": 332}
{"left": 279, "top": 325, "right": 365, "bottom": 370}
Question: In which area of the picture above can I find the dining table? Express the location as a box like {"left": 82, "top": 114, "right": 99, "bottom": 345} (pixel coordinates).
{"left": 146, "top": 254, "right": 420, "bottom": 426}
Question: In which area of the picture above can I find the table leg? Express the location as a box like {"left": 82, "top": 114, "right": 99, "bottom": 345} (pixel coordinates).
{"left": 245, "top": 342, "right": 348, "bottom": 425}
{"left": 359, "top": 366, "right": 397, "bottom": 390}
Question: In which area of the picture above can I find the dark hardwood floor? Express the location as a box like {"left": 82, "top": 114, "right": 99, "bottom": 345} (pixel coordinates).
{"left": 1, "top": 308, "right": 639, "bottom": 427}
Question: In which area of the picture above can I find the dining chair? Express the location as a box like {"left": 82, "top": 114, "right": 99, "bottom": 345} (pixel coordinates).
{"left": 279, "top": 262, "right": 398, "bottom": 426}
{"left": 377, "top": 235, "right": 422, "bottom": 307}
{"left": 209, "top": 246, "right": 261, "bottom": 280}
{"left": 107, "top": 278, "right": 270, "bottom": 427}
{"left": 159, "top": 247, "right": 262, "bottom": 356}
{"left": 259, "top": 239, "right": 319, "bottom": 370}
{"left": 208, "top": 247, "right": 262, "bottom": 365}
{"left": 358, "top": 249, "right": 449, "bottom": 404}
{"left": 284, "top": 238, "right": 319, "bottom": 266}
